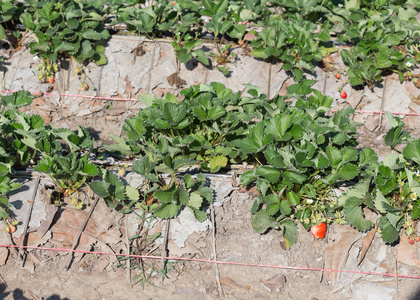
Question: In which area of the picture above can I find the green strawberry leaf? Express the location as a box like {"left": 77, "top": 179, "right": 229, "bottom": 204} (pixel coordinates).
{"left": 252, "top": 210, "right": 279, "bottom": 233}
{"left": 344, "top": 197, "right": 373, "bottom": 231}
{"left": 280, "top": 219, "right": 298, "bottom": 249}
{"left": 379, "top": 217, "right": 399, "bottom": 243}
{"left": 154, "top": 203, "right": 180, "bottom": 219}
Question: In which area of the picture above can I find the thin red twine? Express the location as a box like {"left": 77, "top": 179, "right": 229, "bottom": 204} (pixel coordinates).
{"left": 1, "top": 89, "right": 420, "bottom": 116}
{"left": 0, "top": 90, "right": 138, "bottom": 102}
{"left": 1, "top": 244, "right": 419, "bottom": 279}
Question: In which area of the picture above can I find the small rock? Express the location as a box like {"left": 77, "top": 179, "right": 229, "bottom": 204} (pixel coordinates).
{"left": 0, "top": 229, "right": 10, "bottom": 266}
{"left": 0, "top": 247, "right": 8, "bottom": 266}
{"left": 32, "top": 97, "right": 46, "bottom": 106}
{"left": 92, "top": 256, "right": 109, "bottom": 273}
{"left": 364, "top": 115, "right": 380, "bottom": 132}
{"left": 351, "top": 282, "right": 395, "bottom": 300}
{"left": 79, "top": 286, "right": 99, "bottom": 299}
{"left": 23, "top": 261, "right": 35, "bottom": 274}
{"left": 212, "top": 180, "right": 233, "bottom": 207}
{"left": 375, "top": 245, "right": 387, "bottom": 262}
{"left": 254, "top": 292, "right": 269, "bottom": 299}
{"left": 383, "top": 79, "right": 411, "bottom": 116}
{"left": 76, "top": 108, "right": 92, "bottom": 117}
{"left": 173, "top": 287, "right": 204, "bottom": 300}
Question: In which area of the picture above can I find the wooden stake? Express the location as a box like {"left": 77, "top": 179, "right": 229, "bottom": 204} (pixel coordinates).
{"left": 21, "top": 177, "right": 40, "bottom": 267}
{"left": 65, "top": 196, "right": 100, "bottom": 270}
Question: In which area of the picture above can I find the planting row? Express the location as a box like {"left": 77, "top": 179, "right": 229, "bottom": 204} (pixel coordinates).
{"left": 1, "top": 0, "right": 420, "bottom": 87}
{"left": 1, "top": 80, "right": 420, "bottom": 247}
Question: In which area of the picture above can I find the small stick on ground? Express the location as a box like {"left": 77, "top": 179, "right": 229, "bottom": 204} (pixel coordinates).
{"left": 378, "top": 77, "right": 388, "bottom": 130}
{"left": 160, "top": 219, "right": 170, "bottom": 283}
{"left": 146, "top": 43, "right": 157, "bottom": 94}
{"left": 26, "top": 289, "right": 41, "bottom": 300}
{"left": 395, "top": 258, "right": 400, "bottom": 300}
{"left": 65, "top": 195, "right": 100, "bottom": 270}
{"left": 267, "top": 62, "right": 272, "bottom": 99}
{"left": 125, "top": 215, "right": 131, "bottom": 285}
{"left": 7, "top": 231, "right": 19, "bottom": 257}
{"left": 21, "top": 177, "right": 40, "bottom": 267}
{"left": 211, "top": 203, "right": 224, "bottom": 298}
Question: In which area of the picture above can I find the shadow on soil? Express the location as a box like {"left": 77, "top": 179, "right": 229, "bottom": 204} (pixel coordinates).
{"left": 0, "top": 284, "right": 69, "bottom": 300}
{"left": 409, "top": 285, "right": 420, "bottom": 300}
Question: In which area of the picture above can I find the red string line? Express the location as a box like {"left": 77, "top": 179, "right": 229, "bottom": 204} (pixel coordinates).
{"left": 1, "top": 89, "right": 420, "bottom": 116}
{"left": 329, "top": 109, "right": 417, "bottom": 116}
{"left": 1, "top": 244, "right": 419, "bottom": 279}
{"left": 0, "top": 90, "right": 138, "bottom": 102}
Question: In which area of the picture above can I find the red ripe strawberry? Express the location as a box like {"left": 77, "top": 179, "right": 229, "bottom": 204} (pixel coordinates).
{"left": 311, "top": 222, "right": 327, "bottom": 239}
{"left": 5, "top": 225, "right": 16, "bottom": 234}
{"left": 415, "top": 54, "right": 419, "bottom": 62}
{"left": 340, "top": 92, "right": 347, "bottom": 99}
{"left": 409, "top": 238, "right": 415, "bottom": 245}
{"left": 48, "top": 76, "right": 55, "bottom": 84}
{"left": 81, "top": 83, "right": 89, "bottom": 91}
{"left": 335, "top": 74, "right": 341, "bottom": 79}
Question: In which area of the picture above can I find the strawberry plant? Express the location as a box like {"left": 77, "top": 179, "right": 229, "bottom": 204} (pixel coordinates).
{"left": 251, "top": 15, "right": 330, "bottom": 81}
{"left": 0, "top": 91, "right": 37, "bottom": 167}
{"left": 15, "top": 120, "right": 100, "bottom": 208}
{"left": 202, "top": 12, "right": 238, "bottom": 75}
{"left": 336, "top": 2, "right": 420, "bottom": 88}
{"left": 131, "top": 156, "right": 213, "bottom": 221}
{"left": 34, "top": 150, "right": 99, "bottom": 207}
{"left": 0, "top": 170, "right": 21, "bottom": 220}
{"left": 240, "top": 80, "right": 362, "bottom": 248}
{"left": 0, "top": 0, "right": 23, "bottom": 44}
{"left": 90, "top": 169, "right": 139, "bottom": 210}
{"left": 20, "top": 0, "right": 109, "bottom": 81}
{"left": 338, "top": 113, "right": 420, "bottom": 243}
{"left": 172, "top": 32, "right": 209, "bottom": 67}
{"left": 0, "top": 91, "right": 34, "bottom": 221}
{"left": 107, "top": 82, "right": 272, "bottom": 171}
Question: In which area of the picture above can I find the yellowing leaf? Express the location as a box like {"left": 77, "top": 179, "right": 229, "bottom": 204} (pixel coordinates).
{"left": 209, "top": 155, "right": 227, "bottom": 172}
{"left": 188, "top": 192, "right": 203, "bottom": 209}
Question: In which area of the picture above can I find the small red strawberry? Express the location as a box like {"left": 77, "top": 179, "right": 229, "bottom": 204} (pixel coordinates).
{"left": 335, "top": 74, "right": 341, "bottom": 79}
{"left": 5, "top": 225, "right": 16, "bottom": 234}
{"left": 415, "top": 237, "right": 420, "bottom": 242}
{"left": 409, "top": 238, "right": 415, "bottom": 245}
{"left": 48, "top": 76, "right": 55, "bottom": 84}
{"left": 340, "top": 92, "right": 347, "bottom": 99}
{"left": 81, "top": 82, "right": 89, "bottom": 91}
{"left": 310, "top": 222, "right": 327, "bottom": 239}
{"left": 415, "top": 54, "right": 419, "bottom": 62}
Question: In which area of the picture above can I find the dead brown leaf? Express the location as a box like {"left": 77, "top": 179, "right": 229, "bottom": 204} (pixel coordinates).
{"left": 323, "top": 225, "right": 361, "bottom": 284}
{"left": 220, "top": 277, "right": 244, "bottom": 291}
{"left": 413, "top": 95, "right": 420, "bottom": 104}
{"left": 321, "top": 55, "right": 335, "bottom": 72}
{"left": 167, "top": 72, "right": 186, "bottom": 88}
{"left": 37, "top": 203, "right": 58, "bottom": 238}
{"left": 260, "top": 273, "right": 286, "bottom": 292}
{"left": 358, "top": 223, "right": 377, "bottom": 265}
{"left": 131, "top": 44, "right": 145, "bottom": 57}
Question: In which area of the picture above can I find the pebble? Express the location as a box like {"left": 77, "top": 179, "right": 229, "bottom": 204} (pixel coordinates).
{"left": 375, "top": 245, "right": 387, "bottom": 262}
